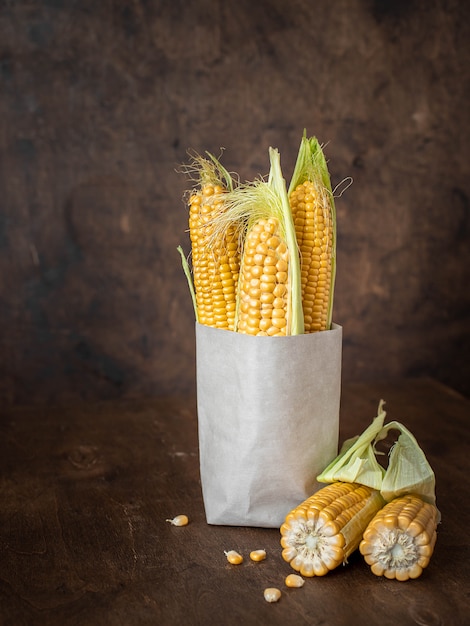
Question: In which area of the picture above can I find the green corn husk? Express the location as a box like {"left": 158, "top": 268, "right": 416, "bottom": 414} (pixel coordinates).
{"left": 317, "top": 400, "right": 438, "bottom": 508}
{"left": 377, "top": 421, "right": 437, "bottom": 506}
{"left": 288, "top": 132, "right": 336, "bottom": 200}
{"left": 177, "top": 245, "right": 198, "bottom": 322}
{"left": 316, "top": 400, "right": 387, "bottom": 490}
{"left": 182, "top": 149, "right": 235, "bottom": 193}
{"left": 268, "top": 147, "right": 304, "bottom": 335}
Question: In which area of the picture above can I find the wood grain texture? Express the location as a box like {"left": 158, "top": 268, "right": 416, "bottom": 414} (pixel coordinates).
{"left": 0, "top": 379, "right": 468, "bottom": 625}
{"left": 0, "top": 0, "right": 469, "bottom": 406}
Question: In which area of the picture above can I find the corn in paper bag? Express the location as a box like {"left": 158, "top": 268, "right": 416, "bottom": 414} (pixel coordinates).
{"left": 196, "top": 322, "right": 342, "bottom": 527}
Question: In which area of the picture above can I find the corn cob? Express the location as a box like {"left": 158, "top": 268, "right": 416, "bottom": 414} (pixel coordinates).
{"left": 359, "top": 494, "right": 439, "bottom": 580}
{"left": 180, "top": 154, "right": 241, "bottom": 330}
{"left": 280, "top": 482, "right": 385, "bottom": 577}
{"left": 237, "top": 217, "right": 291, "bottom": 336}
{"left": 213, "top": 147, "right": 303, "bottom": 336}
{"left": 288, "top": 134, "right": 336, "bottom": 332}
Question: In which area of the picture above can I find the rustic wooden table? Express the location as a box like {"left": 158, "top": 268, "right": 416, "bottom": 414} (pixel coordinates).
{"left": 0, "top": 379, "right": 468, "bottom": 626}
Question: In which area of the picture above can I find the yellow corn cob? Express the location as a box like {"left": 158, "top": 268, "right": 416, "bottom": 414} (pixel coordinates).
{"left": 211, "top": 147, "right": 303, "bottom": 336}
{"left": 289, "top": 180, "right": 334, "bottom": 332}
{"left": 359, "top": 494, "right": 439, "bottom": 581}
{"left": 186, "top": 156, "right": 241, "bottom": 331}
{"left": 280, "top": 482, "right": 385, "bottom": 577}
{"left": 237, "top": 217, "right": 290, "bottom": 336}
{"left": 288, "top": 135, "right": 336, "bottom": 332}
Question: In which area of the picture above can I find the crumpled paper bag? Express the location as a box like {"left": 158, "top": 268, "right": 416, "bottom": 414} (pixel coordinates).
{"left": 195, "top": 322, "right": 342, "bottom": 527}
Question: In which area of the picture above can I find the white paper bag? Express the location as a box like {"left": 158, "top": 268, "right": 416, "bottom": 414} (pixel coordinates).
{"left": 195, "top": 322, "right": 342, "bottom": 527}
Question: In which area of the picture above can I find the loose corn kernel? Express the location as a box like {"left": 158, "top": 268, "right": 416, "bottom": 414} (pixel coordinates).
{"left": 249, "top": 549, "right": 267, "bottom": 562}
{"left": 264, "top": 588, "right": 281, "bottom": 603}
{"left": 224, "top": 550, "right": 243, "bottom": 565}
{"left": 285, "top": 574, "right": 305, "bottom": 588}
{"left": 166, "top": 514, "right": 189, "bottom": 526}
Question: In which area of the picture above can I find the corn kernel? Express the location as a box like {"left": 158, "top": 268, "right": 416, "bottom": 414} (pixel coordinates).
{"left": 224, "top": 550, "right": 243, "bottom": 565}
{"left": 166, "top": 514, "right": 189, "bottom": 526}
{"left": 285, "top": 574, "right": 305, "bottom": 588}
{"left": 249, "top": 549, "right": 266, "bottom": 562}
{"left": 264, "top": 588, "right": 281, "bottom": 603}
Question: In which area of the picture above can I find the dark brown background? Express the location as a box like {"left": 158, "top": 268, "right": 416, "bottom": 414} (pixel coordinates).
{"left": 1, "top": 0, "right": 469, "bottom": 406}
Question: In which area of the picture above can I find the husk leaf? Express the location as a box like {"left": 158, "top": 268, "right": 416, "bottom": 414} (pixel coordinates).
{"left": 267, "top": 147, "right": 303, "bottom": 335}
{"left": 378, "top": 421, "right": 437, "bottom": 506}
{"left": 205, "top": 151, "right": 234, "bottom": 192}
{"left": 316, "top": 400, "right": 387, "bottom": 489}
{"left": 317, "top": 400, "right": 438, "bottom": 509}
{"left": 181, "top": 150, "right": 235, "bottom": 193}
{"left": 177, "top": 245, "right": 198, "bottom": 321}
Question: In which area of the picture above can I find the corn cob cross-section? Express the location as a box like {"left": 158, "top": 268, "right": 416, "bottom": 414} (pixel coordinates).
{"left": 280, "top": 482, "right": 385, "bottom": 577}
{"left": 360, "top": 494, "right": 439, "bottom": 581}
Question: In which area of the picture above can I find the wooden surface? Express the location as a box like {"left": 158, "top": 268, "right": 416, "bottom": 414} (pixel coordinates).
{"left": 0, "top": 378, "right": 469, "bottom": 626}
{"left": 1, "top": 1, "right": 469, "bottom": 407}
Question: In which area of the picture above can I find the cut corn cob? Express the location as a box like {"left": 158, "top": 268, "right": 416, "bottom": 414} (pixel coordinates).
{"left": 288, "top": 134, "right": 336, "bottom": 332}
{"left": 212, "top": 147, "right": 303, "bottom": 335}
{"left": 280, "top": 482, "right": 385, "bottom": 577}
{"left": 360, "top": 494, "right": 439, "bottom": 581}
{"left": 181, "top": 154, "right": 241, "bottom": 330}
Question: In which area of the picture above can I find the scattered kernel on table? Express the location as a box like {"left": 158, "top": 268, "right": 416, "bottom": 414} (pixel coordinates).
{"left": 166, "top": 515, "right": 189, "bottom": 526}
{"left": 224, "top": 550, "right": 243, "bottom": 565}
{"left": 264, "top": 588, "right": 281, "bottom": 603}
{"left": 249, "top": 549, "right": 266, "bottom": 562}
{"left": 285, "top": 574, "right": 305, "bottom": 588}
